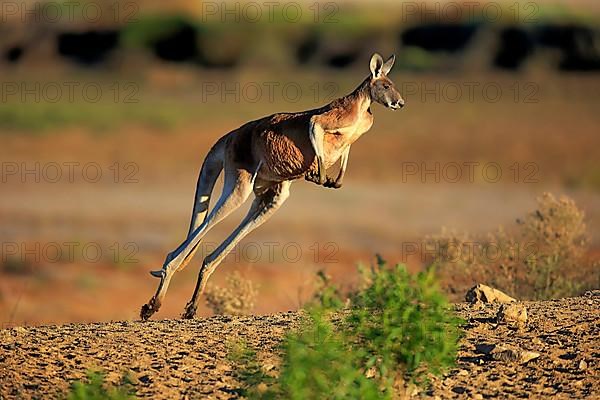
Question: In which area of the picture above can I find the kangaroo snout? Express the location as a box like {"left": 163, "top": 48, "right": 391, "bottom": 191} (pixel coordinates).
{"left": 389, "top": 98, "right": 405, "bottom": 109}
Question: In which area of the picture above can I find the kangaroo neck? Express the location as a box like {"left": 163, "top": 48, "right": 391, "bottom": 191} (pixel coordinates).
{"left": 335, "top": 76, "right": 372, "bottom": 114}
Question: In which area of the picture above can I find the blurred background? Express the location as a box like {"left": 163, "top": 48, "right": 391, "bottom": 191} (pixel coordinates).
{"left": 1, "top": 0, "right": 599, "bottom": 325}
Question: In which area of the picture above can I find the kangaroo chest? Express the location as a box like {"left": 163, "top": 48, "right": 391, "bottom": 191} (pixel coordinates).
{"left": 332, "top": 110, "right": 373, "bottom": 139}
{"left": 323, "top": 109, "right": 373, "bottom": 164}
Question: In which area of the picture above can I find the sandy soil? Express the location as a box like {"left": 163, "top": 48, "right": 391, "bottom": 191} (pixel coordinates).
{"left": 1, "top": 294, "right": 598, "bottom": 399}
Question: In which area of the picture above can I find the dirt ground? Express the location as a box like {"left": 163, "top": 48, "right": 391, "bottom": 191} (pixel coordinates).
{"left": 1, "top": 294, "right": 598, "bottom": 399}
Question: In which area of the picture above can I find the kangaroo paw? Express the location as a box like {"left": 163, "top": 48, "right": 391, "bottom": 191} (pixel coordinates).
{"left": 140, "top": 298, "right": 160, "bottom": 321}
{"left": 181, "top": 303, "right": 198, "bottom": 319}
{"left": 323, "top": 177, "right": 342, "bottom": 189}
{"left": 306, "top": 171, "right": 339, "bottom": 188}
{"left": 304, "top": 170, "right": 321, "bottom": 184}
{"left": 149, "top": 270, "right": 164, "bottom": 278}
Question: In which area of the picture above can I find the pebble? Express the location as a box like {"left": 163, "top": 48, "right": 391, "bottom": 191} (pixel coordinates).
{"left": 466, "top": 284, "right": 516, "bottom": 304}
{"left": 452, "top": 386, "right": 466, "bottom": 394}
{"left": 496, "top": 303, "right": 528, "bottom": 329}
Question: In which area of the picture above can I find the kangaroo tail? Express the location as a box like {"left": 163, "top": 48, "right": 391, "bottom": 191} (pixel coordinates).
{"left": 188, "top": 135, "right": 227, "bottom": 235}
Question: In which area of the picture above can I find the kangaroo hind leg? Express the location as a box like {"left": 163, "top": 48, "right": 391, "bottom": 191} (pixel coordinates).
{"left": 182, "top": 180, "right": 291, "bottom": 319}
{"left": 141, "top": 142, "right": 254, "bottom": 320}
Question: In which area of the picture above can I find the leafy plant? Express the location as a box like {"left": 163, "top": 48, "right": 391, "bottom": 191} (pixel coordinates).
{"left": 66, "top": 370, "right": 135, "bottom": 400}
{"left": 272, "top": 306, "right": 383, "bottom": 400}
{"left": 349, "top": 259, "right": 461, "bottom": 383}
{"left": 232, "top": 258, "right": 461, "bottom": 398}
{"left": 227, "top": 341, "right": 274, "bottom": 397}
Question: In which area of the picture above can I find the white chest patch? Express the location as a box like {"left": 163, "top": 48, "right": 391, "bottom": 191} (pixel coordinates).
{"left": 328, "top": 111, "right": 373, "bottom": 142}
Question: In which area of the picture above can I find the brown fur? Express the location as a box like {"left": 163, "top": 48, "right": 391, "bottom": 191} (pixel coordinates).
{"left": 222, "top": 76, "right": 391, "bottom": 182}
{"left": 140, "top": 54, "right": 404, "bottom": 320}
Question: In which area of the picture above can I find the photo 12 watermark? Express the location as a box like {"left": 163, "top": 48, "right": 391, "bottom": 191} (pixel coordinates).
{"left": 400, "top": 240, "right": 539, "bottom": 264}
{"left": 187, "top": 240, "right": 339, "bottom": 264}
{"left": 401, "top": 1, "right": 539, "bottom": 24}
{"left": 198, "top": 81, "right": 340, "bottom": 104}
{"left": 1, "top": 241, "right": 140, "bottom": 267}
{"left": 1, "top": 162, "right": 140, "bottom": 184}
{"left": 399, "top": 161, "right": 540, "bottom": 184}
{"left": 199, "top": 1, "right": 339, "bottom": 23}
{"left": 0, "top": 240, "right": 340, "bottom": 267}
{"left": 1, "top": 1, "right": 139, "bottom": 24}
{"left": 400, "top": 81, "right": 540, "bottom": 104}
{"left": 1, "top": 81, "right": 139, "bottom": 104}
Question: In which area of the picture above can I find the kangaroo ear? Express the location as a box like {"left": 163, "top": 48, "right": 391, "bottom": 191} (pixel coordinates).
{"left": 369, "top": 53, "right": 384, "bottom": 78}
{"left": 382, "top": 54, "right": 395, "bottom": 75}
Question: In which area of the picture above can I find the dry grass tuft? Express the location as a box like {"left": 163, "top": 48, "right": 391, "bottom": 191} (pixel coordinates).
{"left": 205, "top": 271, "right": 259, "bottom": 316}
{"left": 429, "top": 193, "right": 598, "bottom": 300}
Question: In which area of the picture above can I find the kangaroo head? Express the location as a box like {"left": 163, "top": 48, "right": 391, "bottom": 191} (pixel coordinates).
{"left": 368, "top": 53, "right": 404, "bottom": 110}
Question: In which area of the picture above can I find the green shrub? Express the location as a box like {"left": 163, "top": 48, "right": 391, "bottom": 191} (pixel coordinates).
{"left": 349, "top": 260, "right": 461, "bottom": 382}
{"left": 232, "top": 258, "right": 461, "bottom": 398}
{"left": 277, "top": 308, "right": 383, "bottom": 400}
{"left": 66, "top": 370, "right": 135, "bottom": 400}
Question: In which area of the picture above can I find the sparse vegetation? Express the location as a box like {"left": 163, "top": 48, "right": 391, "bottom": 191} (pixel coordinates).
{"left": 205, "top": 271, "right": 259, "bottom": 316}
{"left": 430, "top": 193, "right": 599, "bottom": 300}
{"left": 66, "top": 370, "right": 135, "bottom": 400}
{"left": 348, "top": 259, "right": 462, "bottom": 381}
{"left": 0, "top": 95, "right": 189, "bottom": 133}
{"left": 232, "top": 258, "right": 461, "bottom": 398}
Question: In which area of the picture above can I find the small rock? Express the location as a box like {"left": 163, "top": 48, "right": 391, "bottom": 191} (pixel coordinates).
{"left": 12, "top": 326, "right": 28, "bottom": 335}
{"left": 256, "top": 383, "right": 268, "bottom": 393}
{"left": 480, "top": 344, "right": 540, "bottom": 364}
{"left": 407, "top": 383, "right": 421, "bottom": 397}
{"left": 579, "top": 360, "right": 588, "bottom": 370}
{"left": 365, "top": 367, "right": 377, "bottom": 379}
{"left": 466, "top": 284, "right": 516, "bottom": 304}
{"left": 492, "top": 348, "right": 521, "bottom": 363}
{"left": 496, "top": 303, "right": 528, "bottom": 329}
{"left": 23, "top": 383, "right": 38, "bottom": 390}
{"left": 559, "top": 353, "right": 577, "bottom": 360}
{"left": 263, "top": 363, "right": 276, "bottom": 372}
{"left": 520, "top": 351, "right": 541, "bottom": 363}
{"left": 475, "top": 343, "right": 496, "bottom": 354}
{"left": 532, "top": 338, "right": 544, "bottom": 346}
{"left": 457, "top": 369, "right": 469, "bottom": 376}
{"left": 452, "top": 386, "right": 466, "bottom": 394}
{"left": 473, "top": 394, "right": 483, "bottom": 400}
